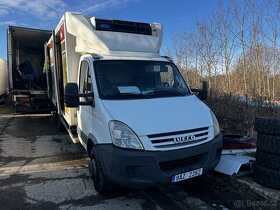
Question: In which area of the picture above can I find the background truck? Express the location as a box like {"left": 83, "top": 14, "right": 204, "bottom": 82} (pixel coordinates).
{"left": 0, "top": 58, "right": 8, "bottom": 104}
{"left": 7, "top": 26, "right": 53, "bottom": 112}
{"left": 46, "top": 12, "right": 222, "bottom": 194}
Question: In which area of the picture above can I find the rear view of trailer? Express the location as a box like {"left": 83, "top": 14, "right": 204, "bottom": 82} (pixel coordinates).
{"left": 7, "top": 26, "right": 52, "bottom": 112}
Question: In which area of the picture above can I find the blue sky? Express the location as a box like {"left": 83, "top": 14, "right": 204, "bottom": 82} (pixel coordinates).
{"left": 0, "top": 0, "right": 217, "bottom": 59}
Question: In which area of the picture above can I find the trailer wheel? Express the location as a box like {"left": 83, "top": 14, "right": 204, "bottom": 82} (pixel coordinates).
{"left": 254, "top": 117, "right": 280, "bottom": 135}
{"left": 0, "top": 94, "right": 7, "bottom": 105}
{"left": 254, "top": 164, "right": 280, "bottom": 189}
{"left": 89, "top": 147, "right": 112, "bottom": 194}
{"left": 257, "top": 133, "right": 280, "bottom": 155}
{"left": 256, "top": 151, "right": 280, "bottom": 170}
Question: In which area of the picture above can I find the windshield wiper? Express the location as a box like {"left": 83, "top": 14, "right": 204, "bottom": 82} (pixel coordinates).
{"left": 104, "top": 92, "right": 150, "bottom": 99}
{"left": 151, "top": 90, "right": 188, "bottom": 96}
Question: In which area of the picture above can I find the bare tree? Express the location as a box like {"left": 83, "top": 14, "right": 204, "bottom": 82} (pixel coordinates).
{"left": 168, "top": 0, "right": 280, "bottom": 102}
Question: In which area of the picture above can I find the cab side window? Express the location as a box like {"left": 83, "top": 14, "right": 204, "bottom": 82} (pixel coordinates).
{"left": 79, "top": 61, "right": 92, "bottom": 94}
{"left": 86, "top": 70, "right": 92, "bottom": 94}
{"left": 79, "top": 61, "right": 93, "bottom": 105}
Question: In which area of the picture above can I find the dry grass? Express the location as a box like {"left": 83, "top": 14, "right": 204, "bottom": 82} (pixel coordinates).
{"left": 206, "top": 92, "right": 280, "bottom": 136}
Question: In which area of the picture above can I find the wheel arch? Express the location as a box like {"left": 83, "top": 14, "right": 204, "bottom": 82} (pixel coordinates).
{"left": 87, "top": 134, "right": 98, "bottom": 157}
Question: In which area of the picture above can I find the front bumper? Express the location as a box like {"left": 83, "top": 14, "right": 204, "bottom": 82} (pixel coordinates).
{"left": 96, "top": 132, "right": 222, "bottom": 189}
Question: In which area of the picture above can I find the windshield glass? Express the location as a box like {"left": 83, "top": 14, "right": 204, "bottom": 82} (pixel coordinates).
{"left": 94, "top": 60, "right": 191, "bottom": 99}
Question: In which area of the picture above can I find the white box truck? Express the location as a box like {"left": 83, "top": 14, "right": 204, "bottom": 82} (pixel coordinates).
{"left": 0, "top": 58, "right": 8, "bottom": 103}
{"left": 7, "top": 26, "right": 53, "bottom": 112}
{"left": 46, "top": 12, "right": 222, "bottom": 193}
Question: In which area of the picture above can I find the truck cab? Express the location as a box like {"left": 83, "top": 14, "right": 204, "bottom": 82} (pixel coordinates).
{"left": 65, "top": 54, "right": 222, "bottom": 192}
{"left": 49, "top": 12, "right": 222, "bottom": 193}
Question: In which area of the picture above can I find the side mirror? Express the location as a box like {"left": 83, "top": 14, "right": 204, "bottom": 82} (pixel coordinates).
{"left": 198, "top": 81, "right": 208, "bottom": 101}
{"left": 64, "top": 83, "right": 95, "bottom": 108}
{"left": 64, "top": 83, "right": 79, "bottom": 107}
{"left": 191, "top": 81, "right": 208, "bottom": 101}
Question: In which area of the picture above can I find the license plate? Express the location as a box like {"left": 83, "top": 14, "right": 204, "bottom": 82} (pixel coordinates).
{"left": 171, "top": 168, "right": 203, "bottom": 183}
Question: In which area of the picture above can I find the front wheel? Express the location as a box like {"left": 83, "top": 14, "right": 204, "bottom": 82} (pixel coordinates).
{"left": 89, "top": 147, "right": 112, "bottom": 194}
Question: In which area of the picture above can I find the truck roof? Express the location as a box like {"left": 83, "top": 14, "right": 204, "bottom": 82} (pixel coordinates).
{"left": 60, "top": 12, "right": 163, "bottom": 57}
{"left": 91, "top": 54, "right": 170, "bottom": 62}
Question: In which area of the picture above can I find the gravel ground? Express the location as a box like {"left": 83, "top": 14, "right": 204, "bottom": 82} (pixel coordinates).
{"left": 1, "top": 103, "right": 278, "bottom": 210}
{"left": 0, "top": 112, "right": 218, "bottom": 210}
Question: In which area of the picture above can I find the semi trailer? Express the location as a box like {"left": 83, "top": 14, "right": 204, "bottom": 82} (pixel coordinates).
{"left": 7, "top": 26, "right": 53, "bottom": 112}
{"left": 44, "top": 12, "right": 223, "bottom": 193}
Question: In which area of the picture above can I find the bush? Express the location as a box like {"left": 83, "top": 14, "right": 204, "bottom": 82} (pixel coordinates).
{"left": 206, "top": 92, "right": 280, "bottom": 136}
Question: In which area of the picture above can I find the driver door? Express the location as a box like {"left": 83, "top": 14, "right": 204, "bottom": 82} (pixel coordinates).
{"left": 77, "top": 59, "right": 93, "bottom": 145}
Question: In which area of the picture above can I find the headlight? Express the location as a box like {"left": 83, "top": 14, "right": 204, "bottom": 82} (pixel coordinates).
{"left": 109, "top": 121, "right": 144, "bottom": 150}
{"left": 210, "top": 111, "right": 220, "bottom": 137}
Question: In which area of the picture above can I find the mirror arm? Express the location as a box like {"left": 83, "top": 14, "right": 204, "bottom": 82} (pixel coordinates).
{"left": 78, "top": 93, "right": 93, "bottom": 98}
{"left": 79, "top": 101, "right": 93, "bottom": 106}
{"left": 191, "top": 88, "right": 199, "bottom": 93}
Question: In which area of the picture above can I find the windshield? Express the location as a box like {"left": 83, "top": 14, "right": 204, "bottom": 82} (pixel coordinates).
{"left": 94, "top": 60, "right": 191, "bottom": 99}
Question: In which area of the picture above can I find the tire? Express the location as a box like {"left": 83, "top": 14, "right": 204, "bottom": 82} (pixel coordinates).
{"left": 89, "top": 147, "right": 112, "bottom": 194}
{"left": 256, "top": 151, "right": 280, "bottom": 170}
{"left": 0, "top": 94, "right": 7, "bottom": 105}
{"left": 254, "top": 164, "right": 280, "bottom": 189}
{"left": 257, "top": 133, "right": 280, "bottom": 155}
{"left": 254, "top": 117, "right": 280, "bottom": 135}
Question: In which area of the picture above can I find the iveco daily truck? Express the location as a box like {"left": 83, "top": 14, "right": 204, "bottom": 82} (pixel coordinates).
{"left": 46, "top": 12, "right": 222, "bottom": 193}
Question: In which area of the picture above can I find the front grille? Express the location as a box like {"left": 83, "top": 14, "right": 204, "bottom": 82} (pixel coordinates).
{"left": 148, "top": 127, "right": 210, "bottom": 150}
{"left": 159, "top": 153, "right": 207, "bottom": 173}
{"left": 148, "top": 127, "right": 208, "bottom": 138}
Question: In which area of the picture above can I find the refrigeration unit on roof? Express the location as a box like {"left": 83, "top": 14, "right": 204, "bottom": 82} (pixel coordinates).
{"left": 64, "top": 12, "right": 163, "bottom": 56}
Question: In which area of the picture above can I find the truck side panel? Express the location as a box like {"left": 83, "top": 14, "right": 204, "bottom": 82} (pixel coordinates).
{"left": 7, "top": 28, "right": 13, "bottom": 93}
{"left": 64, "top": 32, "right": 80, "bottom": 127}
{"left": 48, "top": 17, "right": 80, "bottom": 141}
{"left": 0, "top": 59, "right": 8, "bottom": 98}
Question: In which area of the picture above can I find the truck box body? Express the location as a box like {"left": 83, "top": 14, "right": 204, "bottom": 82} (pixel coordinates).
{"left": 7, "top": 26, "right": 52, "bottom": 111}
{"left": 48, "top": 12, "right": 222, "bottom": 192}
